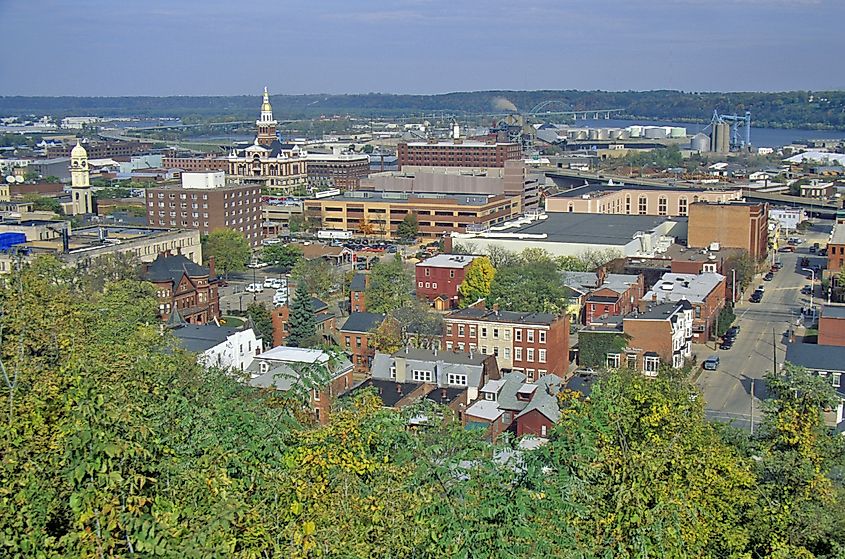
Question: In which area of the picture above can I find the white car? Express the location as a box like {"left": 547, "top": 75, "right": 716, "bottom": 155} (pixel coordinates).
{"left": 263, "top": 277, "right": 276, "bottom": 288}
{"left": 262, "top": 238, "right": 282, "bottom": 246}
{"left": 245, "top": 283, "right": 264, "bottom": 293}
{"left": 247, "top": 261, "right": 269, "bottom": 269}
{"left": 270, "top": 278, "right": 286, "bottom": 289}
{"left": 273, "top": 292, "right": 288, "bottom": 305}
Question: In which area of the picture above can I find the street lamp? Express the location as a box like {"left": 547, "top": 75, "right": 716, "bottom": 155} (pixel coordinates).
{"left": 802, "top": 267, "right": 815, "bottom": 317}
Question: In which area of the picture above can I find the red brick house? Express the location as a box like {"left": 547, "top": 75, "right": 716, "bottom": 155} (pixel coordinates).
{"left": 271, "top": 298, "right": 336, "bottom": 347}
{"left": 415, "top": 254, "right": 480, "bottom": 309}
{"left": 443, "top": 308, "right": 570, "bottom": 381}
{"left": 340, "top": 312, "right": 385, "bottom": 372}
{"left": 641, "top": 272, "right": 727, "bottom": 342}
{"left": 144, "top": 253, "right": 219, "bottom": 325}
{"left": 349, "top": 272, "right": 368, "bottom": 313}
{"left": 584, "top": 273, "right": 644, "bottom": 324}
{"left": 818, "top": 305, "right": 845, "bottom": 346}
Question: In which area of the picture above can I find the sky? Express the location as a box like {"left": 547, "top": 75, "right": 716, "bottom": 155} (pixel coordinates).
{"left": 1, "top": 0, "right": 843, "bottom": 96}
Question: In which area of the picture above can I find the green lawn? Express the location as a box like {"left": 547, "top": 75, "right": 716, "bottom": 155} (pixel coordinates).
{"left": 220, "top": 316, "right": 246, "bottom": 328}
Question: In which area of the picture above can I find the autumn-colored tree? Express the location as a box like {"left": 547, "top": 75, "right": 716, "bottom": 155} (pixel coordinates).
{"left": 458, "top": 256, "right": 495, "bottom": 307}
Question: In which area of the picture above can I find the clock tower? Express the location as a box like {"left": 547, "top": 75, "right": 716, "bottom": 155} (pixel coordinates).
{"left": 70, "top": 141, "right": 93, "bottom": 215}
{"left": 256, "top": 86, "right": 278, "bottom": 146}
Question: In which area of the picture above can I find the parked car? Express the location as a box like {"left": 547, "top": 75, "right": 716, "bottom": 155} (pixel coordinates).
{"left": 801, "top": 285, "right": 812, "bottom": 295}
{"left": 272, "top": 292, "right": 288, "bottom": 305}
{"left": 263, "top": 277, "right": 276, "bottom": 288}
{"left": 719, "top": 339, "right": 734, "bottom": 350}
{"left": 779, "top": 246, "right": 795, "bottom": 253}
{"left": 703, "top": 356, "right": 720, "bottom": 370}
{"left": 575, "top": 368, "right": 596, "bottom": 377}
{"left": 270, "top": 278, "right": 286, "bottom": 289}
{"left": 750, "top": 291, "right": 763, "bottom": 303}
{"left": 247, "top": 261, "right": 269, "bottom": 269}
{"left": 764, "top": 272, "right": 774, "bottom": 281}
{"left": 809, "top": 245, "right": 817, "bottom": 254}
{"left": 725, "top": 325, "right": 740, "bottom": 338}
{"left": 245, "top": 283, "right": 264, "bottom": 293}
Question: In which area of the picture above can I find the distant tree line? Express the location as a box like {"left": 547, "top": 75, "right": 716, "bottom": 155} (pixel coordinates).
{"left": 2, "top": 89, "right": 844, "bottom": 129}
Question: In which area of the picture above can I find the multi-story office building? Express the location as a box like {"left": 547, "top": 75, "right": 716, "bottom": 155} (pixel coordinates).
{"left": 46, "top": 140, "right": 152, "bottom": 159}
{"left": 162, "top": 154, "right": 228, "bottom": 172}
{"left": 304, "top": 191, "right": 521, "bottom": 240}
{"left": 442, "top": 308, "right": 570, "bottom": 381}
{"left": 397, "top": 140, "right": 521, "bottom": 169}
{"left": 145, "top": 176, "right": 263, "bottom": 246}
{"left": 306, "top": 152, "right": 370, "bottom": 190}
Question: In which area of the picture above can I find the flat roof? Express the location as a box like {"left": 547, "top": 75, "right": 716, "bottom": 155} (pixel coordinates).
{"left": 320, "top": 191, "right": 506, "bottom": 206}
{"left": 417, "top": 254, "right": 480, "bottom": 268}
{"left": 831, "top": 225, "right": 845, "bottom": 245}
{"left": 404, "top": 140, "right": 517, "bottom": 147}
{"left": 549, "top": 182, "right": 739, "bottom": 199}
{"left": 643, "top": 273, "right": 725, "bottom": 303}
{"left": 446, "top": 307, "right": 557, "bottom": 326}
{"left": 822, "top": 305, "right": 845, "bottom": 320}
{"left": 507, "top": 212, "right": 679, "bottom": 245}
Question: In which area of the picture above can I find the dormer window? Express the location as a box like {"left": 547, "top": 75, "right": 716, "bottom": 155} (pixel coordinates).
{"left": 259, "top": 361, "right": 270, "bottom": 374}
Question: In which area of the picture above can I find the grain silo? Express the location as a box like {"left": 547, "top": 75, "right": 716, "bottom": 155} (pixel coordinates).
{"left": 690, "top": 133, "right": 709, "bottom": 152}
{"left": 710, "top": 122, "right": 730, "bottom": 153}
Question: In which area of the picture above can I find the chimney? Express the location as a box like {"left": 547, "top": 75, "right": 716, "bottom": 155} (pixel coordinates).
{"left": 492, "top": 303, "right": 499, "bottom": 312}
{"left": 597, "top": 266, "right": 607, "bottom": 286}
{"left": 208, "top": 255, "right": 216, "bottom": 278}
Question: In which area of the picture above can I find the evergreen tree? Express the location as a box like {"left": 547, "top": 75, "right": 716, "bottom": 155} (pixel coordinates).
{"left": 246, "top": 302, "right": 274, "bottom": 348}
{"left": 286, "top": 281, "right": 318, "bottom": 348}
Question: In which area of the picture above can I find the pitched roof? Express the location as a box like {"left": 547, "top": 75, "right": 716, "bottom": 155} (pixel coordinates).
{"left": 340, "top": 312, "right": 385, "bottom": 333}
{"left": 172, "top": 323, "right": 241, "bottom": 353}
{"left": 445, "top": 307, "right": 557, "bottom": 326}
{"left": 144, "top": 253, "right": 209, "bottom": 287}
{"left": 350, "top": 272, "right": 367, "bottom": 292}
{"left": 515, "top": 375, "right": 564, "bottom": 423}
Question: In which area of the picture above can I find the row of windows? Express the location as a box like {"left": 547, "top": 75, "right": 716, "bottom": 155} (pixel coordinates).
{"left": 447, "top": 323, "right": 547, "bottom": 343}
{"left": 606, "top": 353, "right": 660, "bottom": 374}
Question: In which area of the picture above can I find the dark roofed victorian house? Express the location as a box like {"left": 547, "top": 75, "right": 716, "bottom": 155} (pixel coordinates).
{"left": 144, "top": 252, "right": 219, "bottom": 325}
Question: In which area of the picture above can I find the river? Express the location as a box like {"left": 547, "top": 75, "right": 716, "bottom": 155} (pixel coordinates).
{"left": 574, "top": 118, "right": 843, "bottom": 148}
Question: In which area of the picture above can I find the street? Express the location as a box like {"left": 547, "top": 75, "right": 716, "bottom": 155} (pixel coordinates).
{"left": 695, "top": 222, "right": 832, "bottom": 430}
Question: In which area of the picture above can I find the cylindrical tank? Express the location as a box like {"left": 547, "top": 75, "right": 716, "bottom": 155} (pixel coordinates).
{"left": 720, "top": 123, "right": 731, "bottom": 152}
{"left": 597, "top": 128, "right": 609, "bottom": 140}
{"left": 644, "top": 127, "right": 668, "bottom": 139}
{"left": 710, "top": 122, "right": 731, "bottom": 153}
{"left": 627, "top": 125, "right": 642, "bottom": 138}
{"left": 670, "top": 127, "right": 687, "bottom": 138}
{"left": 588, "top": 129, "right": 599, "bottom": 140}
{"left": 691, "top": 133, "right": 709, "bottom": 152}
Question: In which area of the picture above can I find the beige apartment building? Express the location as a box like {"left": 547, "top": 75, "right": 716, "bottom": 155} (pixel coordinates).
{"left": 546, "top": 184, "right": 743, "bottom": 217}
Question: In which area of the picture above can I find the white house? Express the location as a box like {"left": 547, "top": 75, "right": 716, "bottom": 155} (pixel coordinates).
{"left": 172, "top": 322, "right": 263, "bottom": 371}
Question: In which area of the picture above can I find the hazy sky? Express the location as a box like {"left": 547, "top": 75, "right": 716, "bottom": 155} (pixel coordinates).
{"left": 1, "top": 0, "right": 843, "bottom": 96}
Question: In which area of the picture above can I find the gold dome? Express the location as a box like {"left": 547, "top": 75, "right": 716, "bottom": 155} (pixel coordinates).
{"left": 261, "top": 86, "right": 272, "bottom": 112}
{"left": 71, "top": 141, "right": 87, "bottom": 159}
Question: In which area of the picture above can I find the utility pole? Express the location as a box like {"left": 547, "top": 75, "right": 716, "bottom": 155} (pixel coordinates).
{"left": 750, "top": 379, "right": 755, "bottom": 435}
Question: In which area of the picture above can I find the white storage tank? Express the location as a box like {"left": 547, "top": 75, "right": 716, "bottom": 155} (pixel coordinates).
{"left": 627, "top": 125, "right": 643, "bottom": 138}
{"left": 670, "top": 127, "right": 687, "bottom": 138}
{"left": 644, "top": 127, "right": 668, "bottom": 139}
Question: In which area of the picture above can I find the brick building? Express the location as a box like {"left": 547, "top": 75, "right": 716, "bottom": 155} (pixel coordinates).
{"left": 818, "top": 305, "right": 845, "bottom": 347}
{"left": 340, "top": 312, "right": 385, "bottom": 372}
{"left": 145, "top": 182, "right": 263, "bottom": 247}
{"left": 583, "top": 272, "right": 644, "bottom": 324}
{"left": 688, "top": 201, "right": 769, "bottom": 261}
{"left": 442, "top": 308, "right": 569, "bottom": 380}
{"left": 397, "top": 140, "right": 521, "bottom": 169}
{"left": 545, "top": 183, "right": 743, "bottom": 217}
{"left": 641, "top": 272, "right": 727, "bottom": 342}
{"left": 143, "top": 252, "right": 219, "bottom": 325}
{"left": 349, "top": 272, "right": 368, "bottom": 312}
{"left": 827, "top": 226, "right": 845, "bottom": 275}
{"left": 246, "top": 346, "right": 354, "bottom": 425}
{"left": 304, "top": 191, "right": 521, "bottom": 240}
{"left": 415, "top": 254, "right": 480, "bottom": 308}
{"left": 306, "top": 152, "right": 370, "bottom": 190}
{"left": 46, "top": 140, "right": 152, "bottom": 159}
{"left": 162, "top": 155, "right": 228, "bottom": 172}
{"left": 271, "top": 297, "right": 336, "bottom": 347}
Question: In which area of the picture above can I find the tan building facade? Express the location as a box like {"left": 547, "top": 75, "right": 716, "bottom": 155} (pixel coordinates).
{"left": 304, "top": 192, "right": 521, "bottom": 240}
{"left": 546, "top": 185, "right": 743, "bottom": 217}
{"left": 688, "top": 201, "right": 769, "bottom": 260}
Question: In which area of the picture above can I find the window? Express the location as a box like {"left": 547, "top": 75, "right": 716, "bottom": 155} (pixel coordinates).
{"left": 702, "top": 263, "right": 717, "bottom": 273}
{"left": 448, "top": 373, "right": 468, "bottom": 386}
{"left": 345, "top": 336, "right": 351, "bottom": 347}
{"left": 493, "top": 328, "right": 499, "bottom": 339}
{"left": 458, "top": 324, "right": 465, "bottom": 336}
{"left": 390, "top": 366, "right": 396, "bottom": 379}
{"left": 658, "top": 196, "right": 668, "bottom": 216}
{"left": 313, "top": 388, "right": 320, "bottom": 401}
{"left": 449, "top": 270, "right": 455, "bottom": 278}
{"left": 503, "top": 347, "right": 511, "bottom": 360}
{"left": 526, "top": 369, "right": 535, "bottom": 382}
{"left": 638, "top": 195, "right": 648, "bottom": 215}
{"left": 644, "top": 356, "right": 660, "bottom": 375}
{"left": 458, "top": 342, "right": 465, "bottom": 351}
{"left": 446, "top": 341, "right": 453, "bottom": 351}
{"left": 834, "top": 373, "right": 841, "bottom": 388}
{"left": 356, "top": 336, "right": 362, "bottom": 348}
{"left": 425, "top": 282, "right": 430, "bottom": 288}
{"left": 493, "top": 347, "right": 499, "bottom": 357}
{"left": 625, "top": 195, "right": 631, "bottom": 214}
{"left": 503, "top": 330, "right": 510, "bottom": 341}
{"left": 527, "top": 348, "right": 535, "bottom": 362}
{"left": 541, "top": 425, "right": 547, "bottom": 437}
{"left": 515, "top": 347, "right": 522, "bottom": 361}
{"left": 527, "top": 330, "right": 534, "bottom": 343}
{"left": 678, "top": 196, "right": 688, "bottom": 216}
{"left": 485, "top": 391, "right": 494, "bottom": 401}
{"left": 424, "top": 268, "right": 430, "bottom": 277}
{"left": 627, "top": 354, "right": 638, "bottom": 369}
{"left": 432, "top": 282, "right": 437, "bottom": 289}
{"left": 470, "top": 325, "right": 476, "bottom": 337}
{"left": 539, "top": 349, "right": 546, "bottom": 363}
{"left": 418, "top": 281, "right": 423, "bottom": 287}
{"left": 606, "top": 353, "right": 620, "bottom": 368}
{"left": 447, "top": 323, "right": 453, "bottom": 335}
{"left": 515, "top": 329, "right": 522, "bottom": 342}
{"left": 481, "top": 327, "right": 487, "bottom": 338}
{"left": 539, "top": 331, "right": 546, "bottom": 343}
{"left": 412, "top": 369, "right": 433, "bottom": 382}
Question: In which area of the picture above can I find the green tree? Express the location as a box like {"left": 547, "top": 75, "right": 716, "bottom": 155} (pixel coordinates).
{"left": 484, "top": 245, "right": 517, "bottom": 268}
{"left": 261, "top": 243, "right": 303, "bottom": 268}
{"left": 203, "top": 229, "right": 251, "bottom": 279}
{"left": 396, "top": 212, "right": 419, "bottom": 241}
{"left": 21, "top": 194, "right": 63, "bottom": 215}
{"left": 291, "top": 258, "right": 337, "bottom": 300}
{"left": 247, "top": 302, "right": 274, "bottom": 348}
{"left": 286, "top": 280, "right": 318, "bottom": 348}
{"left": 365, "top": 254, "right": 412, "bottom": 313}
{"left": 487, "top": 259, "right": 569, "bottom": 313}
{"left": 458, "top": 256, "right": 495, "bottom": 307}
{"left": 361, "top": 144, "right": 374, "bottom": 154}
